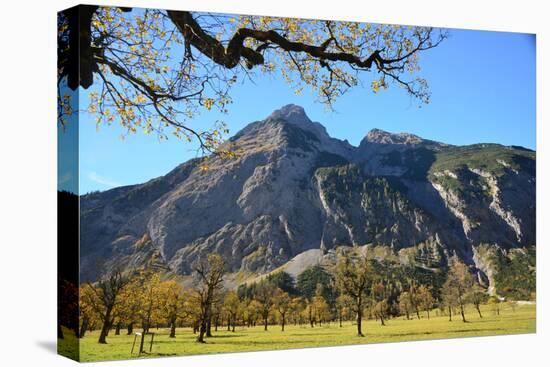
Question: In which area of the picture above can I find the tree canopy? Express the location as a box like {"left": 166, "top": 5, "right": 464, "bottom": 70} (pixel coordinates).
{"left": 58, "top": 5, "right": 446, "bottom": 154}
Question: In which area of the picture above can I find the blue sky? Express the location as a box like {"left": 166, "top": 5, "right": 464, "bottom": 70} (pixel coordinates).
{"left": 61, "top": 25, "right": 535, "bottom": 194}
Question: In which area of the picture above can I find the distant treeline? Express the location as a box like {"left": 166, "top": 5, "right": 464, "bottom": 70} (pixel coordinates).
{"left": 237, "top": 261, "right": 446, "bottom": 319}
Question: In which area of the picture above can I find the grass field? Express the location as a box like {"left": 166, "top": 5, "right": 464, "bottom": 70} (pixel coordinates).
{"left": 62, "top": 302, "right": 535, "bottom": 362}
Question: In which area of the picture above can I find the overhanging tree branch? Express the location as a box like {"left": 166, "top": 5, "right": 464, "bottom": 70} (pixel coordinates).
{"left": 58, "top": 6, "right": 446, "bottom": 159}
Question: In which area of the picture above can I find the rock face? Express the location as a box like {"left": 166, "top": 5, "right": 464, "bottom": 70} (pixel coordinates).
{"left": 80, "top": 104, "right": 536, "bottom": 282}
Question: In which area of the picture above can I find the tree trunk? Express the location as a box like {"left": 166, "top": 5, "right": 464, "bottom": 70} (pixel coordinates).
{"left": 264, "top": 314, "right": 268, "bottom": 331}
{"left": 169, "top": 317, "right": 177, "bottom": 338}
{"left": 206, "top": 316, "right": 213, "bottom": 337}
{"left": 98, "top": 323, "right": 110, "bottom": 344}
{"left": 139, "top": 329, "right": 146, "bottom": 354}
{"left": 357, "top": 313, "right": 363, "bottom": 336}
{"left": 460, "top": 304, "right": 467, "bottom": 323}
{"left": 232, "top": 315, "right": 236, "bottom": 332}
{"left": 281, "top": 314, "right": 285, "bottom": 331}
{"left": 98, "top": 311, "right": 112, "bottom": 344}
{"left": 196, "top": 303, "right": 210, "bottom": 343}
{"left": 476, "top": 304, "right": 483, "bottom": 318}
{"left": 426, "top": 309, "right": 430, "bottom": 320}
{"left": 197, "top": 319, "right": 207, "bottom": 343}
{"left": 115, "top": 322, "right": 121, "bottom": 335}
{"left": 79, "top": 317, "right": 89, "bottom": 338}
{"left": 127, "top": 322, "right": 134, "bottom": 335}
{"left": 448, "top": 306, "right": 452, "bottom": 322}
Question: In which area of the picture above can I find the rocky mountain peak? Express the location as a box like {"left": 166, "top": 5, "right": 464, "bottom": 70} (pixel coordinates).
{"left": 362, "top": 128, "right": 427, "bottom": 145}
{"left": 229, "top": 104, "right": 354, "bottom": 158}
{"left": 267, "top": 104, "right": 312, "bottom": 125}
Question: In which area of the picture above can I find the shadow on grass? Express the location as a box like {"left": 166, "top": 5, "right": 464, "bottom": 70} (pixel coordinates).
{"left": 287, "top": 331, "right": 345, "bottom": 337}
{"left": 205, "top": 333, "right": 246, "bottom": 338}
{"left": 153, "top": 353, "right": 179, "bottom": 357}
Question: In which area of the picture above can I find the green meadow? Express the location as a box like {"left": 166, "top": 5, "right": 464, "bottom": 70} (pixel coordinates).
{"left": 62, "top": 302, "right": 535, "bottom": 362}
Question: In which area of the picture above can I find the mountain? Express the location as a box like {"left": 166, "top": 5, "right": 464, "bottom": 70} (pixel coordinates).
{"left": 80, "top": 104, "right": 536, "bottom": 289}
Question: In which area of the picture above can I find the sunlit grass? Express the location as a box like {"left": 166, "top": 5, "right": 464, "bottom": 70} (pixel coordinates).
{"left": 68, "top": 302, "right": 535, "bottom": 362}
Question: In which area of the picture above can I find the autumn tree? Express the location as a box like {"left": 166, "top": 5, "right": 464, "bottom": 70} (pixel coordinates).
{"left": 312, "top": 284, "right": 331, "bottom": 326}
{"left": 488, "top": 296, "right": 501, "bottom": 316}
{"left": 468, "top": 284, "right": 488, "bottom": 319}
{"left": 208, "top": 296, "right": 223, "bottom": 332}
{"left": 404, "top": 282, "right": 422, "bottom": 320}
{"left": 399, "top": 291, "right": 413, "bottom": 320}
{"left": 417, "top": 285, "right": 434, "bottom": 319}
{"left": 237, "top": 298, "right": 249, "bottom": 328}
{"left": 223, "top": 290, "right": 241, "bottom": 332}
{"left": 116, "top": 278, "right": 143, "bottom": 336}
{"left": 371, "top": 282, "right": 388, "bottom": 326}
{"left": 182, "top": 293, "right": 203, "bottom": 333}
{"left": 255, "top": 280, "right": 276, "bottom": 331}
{"left": 246, "top": 299, "right": 263, "bottom": 327}
{"left": 58, "top": 6, "right": 446, "bottom": 155}
{"left": 373, "top": 300, "right": 389, "bottom": 326}
{"left": 193, "top": 253, "right": 226, "bottom": 343}
{"left": 135, "top": 272, "right": 164, "bottom": 332}
{"left": 273, "top": 288, "right": 292, "bottom": 331}
{"left": 119, "top": 271, "right": 165, "bottom": 353}
{"left": 159, "top": 280, "right": 188, "bottom": 337}
{"left": 303, "top": 299, "right": 316, "bottom": 328}
{"left": 441, "top": 279, "right": 459, "bottom": 322}
{"left": 442, "top": 257, "right": 474, "bottom": 323}
{"left": 289, "top": 297, "right": 305, "bottom": 326}
{"left": 81, "top": 271, "right": 129, "bottom": 344}
{"left": 79, "top": 285, "right": 100, "bottom": 338}
{"left": 336, "top": 294, "right": 352, "bottom": 327}
{"left": 334, "top": 251, "right": 373, "bottom": 336}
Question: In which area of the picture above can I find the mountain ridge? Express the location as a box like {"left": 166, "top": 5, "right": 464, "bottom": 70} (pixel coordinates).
{"left": 80, "top": 104, "right": 536, "bottom": 292}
